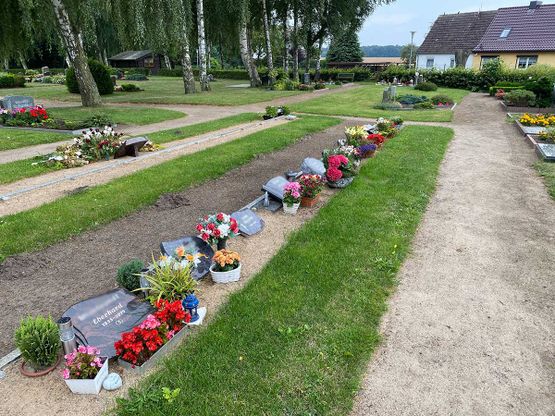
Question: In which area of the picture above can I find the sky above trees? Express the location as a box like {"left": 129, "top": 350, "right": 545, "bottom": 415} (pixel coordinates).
{"left": 359, "top": 0, "right": 555, "bottom": 46}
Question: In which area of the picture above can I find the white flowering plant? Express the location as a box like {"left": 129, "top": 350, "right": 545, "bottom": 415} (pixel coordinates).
{"left": 196, "top": 213, "right": 240, "bottom": 246}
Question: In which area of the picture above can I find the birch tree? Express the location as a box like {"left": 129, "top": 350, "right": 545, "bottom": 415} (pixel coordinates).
{"left": 196, "top": 0, "right": 210, "bottom": 91}
{"left": 261, "top": 0, "right": 275, "bottom": 84}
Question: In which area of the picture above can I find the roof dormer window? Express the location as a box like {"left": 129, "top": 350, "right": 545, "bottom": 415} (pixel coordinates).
{"left": 500, "top": 28, "right": 511, "bottom": 38}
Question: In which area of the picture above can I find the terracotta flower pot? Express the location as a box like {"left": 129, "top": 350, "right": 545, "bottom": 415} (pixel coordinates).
{"left": 19, "top": 354, "right": 62, "bottom": 378}
{"left": 301, "top": 194, "right": 320, "bottom": 207}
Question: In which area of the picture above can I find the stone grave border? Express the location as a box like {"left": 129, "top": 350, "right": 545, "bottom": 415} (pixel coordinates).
{"left": 507, "top": 113, "right": 554, "bottom": 162}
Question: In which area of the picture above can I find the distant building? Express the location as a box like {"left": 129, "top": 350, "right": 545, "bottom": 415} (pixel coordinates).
{"left": 327, "top": 57, "right": 403, "bottom": 71}
{"left": 108, "top": 50, "right": 161, "bottom": 75}
{"left": 472, "top": 1, "right": 555, "bottom": 69}
{"left": 417, "top": 10, "right": 497, "bottom": 70}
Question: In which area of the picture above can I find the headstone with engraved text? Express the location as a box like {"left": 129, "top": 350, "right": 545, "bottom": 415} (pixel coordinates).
{"left": 0, "top": 95, "right": 35, "bottom": 111}
{"left": 231, "top": 209, "right": 264, "bottom": 236}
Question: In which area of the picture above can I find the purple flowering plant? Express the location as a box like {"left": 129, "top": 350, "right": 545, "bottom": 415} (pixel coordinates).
{"left": 62, "top": 345, "right": 105, "bottom": 380}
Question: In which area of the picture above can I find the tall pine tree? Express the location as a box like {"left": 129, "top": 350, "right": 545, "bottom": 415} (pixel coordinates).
{"left": 327, "top": 30, "right": 363, "bottom": 62}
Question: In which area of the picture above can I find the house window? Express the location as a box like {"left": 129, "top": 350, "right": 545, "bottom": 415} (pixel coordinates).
{"left": 480, "top": 56, "right": 499, "bottom": 68}
{"left": 450, "top": 58, "right": 456, "bottom": 68}
{"left": 426, "top": 58, "right": 434, "bottom": 69}
{"left": 500, "top": 28, "right": 511, "bottom": 38}
{"left": 516, "top": 55, "right": 538, "bottom": 69}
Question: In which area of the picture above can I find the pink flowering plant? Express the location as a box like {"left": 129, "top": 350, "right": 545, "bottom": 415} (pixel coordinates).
{"left": 62, "top": 345, "right": 105, "bottom": 380}
{"left": 283, "top": 181, "right": 302, "bottom": 206}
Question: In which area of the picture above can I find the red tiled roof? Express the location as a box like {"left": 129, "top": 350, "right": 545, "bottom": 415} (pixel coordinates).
{"left": 474, "top": 4, "right": 555, "bottom": 52}
{"left": 418, "top": 11, "right": 497, "bottom": 54}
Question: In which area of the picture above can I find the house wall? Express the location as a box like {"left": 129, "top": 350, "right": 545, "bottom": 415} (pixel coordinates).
{"left": 472, "top": 52, "right": 555, "bottom": 69}
{"left": 416, "top": 54, "right": 457, "bottom": 70}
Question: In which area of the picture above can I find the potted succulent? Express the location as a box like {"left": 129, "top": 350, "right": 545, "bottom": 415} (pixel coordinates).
{"left": 282, "top": 181, "right": 302, "bottom": 214}
{"left": 299, "top": 174, "right": 325, "bottom": 207}
{"left": 196, "top": 213, "right": 239, "bottom": 250}
{"left": 210, "top": 249, "right": 241, "bottom": 283}
{"left": 62, "top": 346, "right": 108, "bottom": 395}
{"left": 15, "top": 315, "right": 61, "bottom": 377}
{"left": 115, "top": 300, "right": 191, "bottom": 373}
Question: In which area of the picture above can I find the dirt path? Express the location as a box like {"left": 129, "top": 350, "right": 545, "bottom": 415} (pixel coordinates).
{"left": 0, "top": 118, "right": 287, "bottom": 216}
{"left": 351, "top": 93, "right": 555, "bottom": 415}
{"left": 0, "top": 121, "right": 349, "bottom": 358}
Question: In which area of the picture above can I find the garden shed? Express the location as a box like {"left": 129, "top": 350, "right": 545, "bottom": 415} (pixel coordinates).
{"left": 108, "top": 50, "right": 161, "bottom": 75}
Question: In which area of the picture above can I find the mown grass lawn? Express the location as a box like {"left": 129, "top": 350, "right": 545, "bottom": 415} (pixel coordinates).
{"left": 0, "top": 115, "right": 340, "bottom": 262}
{"left": 536, "top": 161, "right": 555, "bottom": 200}
{"left": 0, "top": 113, "right": 261, "bottom": 187}
{"left": 113, "top": 125, "right": 454, "bottom": 415}
{"left": 7, "top": 77, "right": 307, "bottom": 106}
{"left": 48, "top": 106, "right": 185, "bottom": 125}
{"left": 290, "top": 83, "right": 470, "bottom": 122}
{"left": 0, "top": 128, "right": 68, "bottom": 151}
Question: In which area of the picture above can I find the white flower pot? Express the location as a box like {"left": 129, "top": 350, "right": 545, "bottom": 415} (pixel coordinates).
{"left": 64, "top": 358, "right": 108, "bottom": 395}
{"left": 210, "top": 263, "right": 241, "bottom": 284}
{"left": 283, "top": 202, "right": 300, "bottom": 215}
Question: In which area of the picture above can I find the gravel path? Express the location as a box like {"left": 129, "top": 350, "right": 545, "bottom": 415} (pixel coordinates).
{"left": 351, "top": 93, "right": 555, "bottom": 416}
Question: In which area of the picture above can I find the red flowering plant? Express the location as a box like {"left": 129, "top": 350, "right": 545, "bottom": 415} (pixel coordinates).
{"left": 299, "top": 174, "right": 325, "bottom": 198}
{"left": 196, "top": 213, "right": 239, "bottom": 247}
{"left": 322, "top": 151, "right": 354, "bottom": 183}
{"left": 2, "top": 105, "right": 49, "bottom": 127}
{"left": 367, "top": 133, "right": 386, "bottom": 146}
{"left": 114, "top": 300, "right": 191, "bottom": 366}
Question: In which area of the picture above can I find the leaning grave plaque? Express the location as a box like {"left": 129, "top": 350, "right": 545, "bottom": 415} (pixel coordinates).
{"left": 160, "top": 235, "right": 214, "bottom": 280}
{"left": 114, "top": 137, "right": 148, "bottom": 158}
{"left": 262, "top": 176, "right": 289, "bottom": 200}
{"left": 0, "top": 95, "right": 35, "bottom": 111}
{"left": 231, "top": 209, "right": 264, "bottom": 236}
{"left": 61, "top": 288, "right": 154, "bottom": 358}
{"left": 300, "top": 158, "right": 326, "bottom": 176}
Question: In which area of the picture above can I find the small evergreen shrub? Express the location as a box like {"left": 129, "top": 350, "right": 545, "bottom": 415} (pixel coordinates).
{"left": 397, "top": 94, "right": 429, "bottom": 105}
{"left": 117, "top": 259, "right": 145, "bottom": 291}
{"left": 0, "top": 73, "right": 25, "bottom": 88}
{"left": 66, "top": 59, "right": 114, "bottom": 95}
{"left": 120, "top": 83, "right": 142, "bottom": 92}
{"left": 430, "top": 94, "right": 454, "bottom": 105}
{"left": 413, "top": 101, "right": 435, "bottom": 109}
{"left": 504, "top": 90, "right": 536, "bottom": 107}
{"left": 125, "top": 73, "right": 148, "bottom": 81}
{"left": 15, "top": 316, "right": 60, "bottom": 369}
{"left": 374, "top": 102, "right": 403, "bottom": 110}
{"left": 414, "top": 82, "right": 438, "bottom": 91}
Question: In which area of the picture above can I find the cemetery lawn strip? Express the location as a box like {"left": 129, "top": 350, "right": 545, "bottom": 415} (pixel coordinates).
{"left": 47, "top": 106, "right": 185, "bottom": 125}
{"left": 290, "top": 83, "right": 470, "bottom": 122}
{"left": 113, "top": 125, "right": 454, "bottom": 415}
{"left": 0, "top": 115, "right": 340, "bottom": 262}
{"left": 536, "top": 161, "right": 555, "bottom": 200}
{"left": 147, "top": 113, "right": 260, "bottom": 144}
{"left": 0, "top": 114, "right": 258, "bottom": 187}
{"left": 0, "top": 128, "right": 67, "bottom": 151}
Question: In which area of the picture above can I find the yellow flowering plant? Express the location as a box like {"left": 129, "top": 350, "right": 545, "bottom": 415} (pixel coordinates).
{"left": 212, "top": 250, "right": 240, "bottom": 272}
{"left": 519, "top": 113, "right": 555, "bottom": 127}
{"left": 539, "top": 128, "right": 555, "bottom": 143}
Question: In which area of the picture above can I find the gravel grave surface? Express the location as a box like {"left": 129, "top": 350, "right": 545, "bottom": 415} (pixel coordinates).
{"left": 351, "top": 93, "right": 555, "bottom": 416}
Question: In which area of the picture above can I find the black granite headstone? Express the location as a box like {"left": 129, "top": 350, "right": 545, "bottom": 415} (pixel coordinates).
{"left": 160, "top": 236, "right": 214, "bottom": 280}
{"left": 61, "top": 289, "right": 154, "bottom": 358}
{"left": 114, "top": 137, "right": 148, "bottom": 158}
{"left": 231, "top": 209, "right": 264, "bottom": 236}
{"left": 0, "top": 96, "right": 35, "bottom": 111}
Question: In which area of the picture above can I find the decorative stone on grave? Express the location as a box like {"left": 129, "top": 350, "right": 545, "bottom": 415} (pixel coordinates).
{"left": 536, "top": 143, "right": 555, "bottom": 161}
{"left": 262, "top": 176, "right": 289, "bottom": 200}
{"left": 231, "top": 209, "right": 264, "bottom": 236}
{"left": 0, "top": 95, "right": 35, "bottom": 111}
{"left": 160, "top": 236, "right": 214, "bottom": 279}
{"left": 114, "top": 137, "right": 148, "bottom": 158}
{"left": 41, "top": 66, "right": 50, "bottom": 76}
{"left": 300, "top": 158, "right": 326, "bottom": 176}
{"left": 61, "top": 289, "right": 154, "bottom": 358}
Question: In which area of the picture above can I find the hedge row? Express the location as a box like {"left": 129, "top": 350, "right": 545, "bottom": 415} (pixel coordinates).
{"left": 0, "top": 73, "right": 25, "bottom": 88}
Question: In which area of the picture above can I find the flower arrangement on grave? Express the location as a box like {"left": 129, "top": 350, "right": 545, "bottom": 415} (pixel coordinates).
{"left": 519, "top": 113, "right": 555, "bottom": 127}
{"left": 344, "top": 125, "right": 368, "bottom": 146}
{"left": 357, "top": 143, "right": 378, "bottom": 158}
{"left": 196, "top": 213, "right": 239, "bottom": 249}
{"left": 210, "top": 250, "right": 242, "bottom": 283}
{"left": 495, "top": 89, "right": 505, "bottom": 100}
{"left": 391, "top": 116, "right": 404, "bottom": 126}
{"left": 0, "top": 105, "right": 49, "bottom": 127}
{"left": 375, "top": 117, "right": 398, "bottom": 138}
{"left": 282, "top": 181, "right": 302, "bottom": 214}
{"left": 62, "top": 346, "right": 105, "bottom": 380}
{"left": 367, "top": 133, "right": 386, "bottom": 147}
{"left": 299, "top": 174, "right": 325, "bottom": 207}
{"left": 114, "top": 300, "right": 191, "bottom": 367}
{"left": 139, "top": 254, "right": 199, "bottom": 304}
{"left": 539, "top": 127, "right": 555, "bottom": 143}
{"left": 323, "top": 153, "right": 353, "bottom": 184}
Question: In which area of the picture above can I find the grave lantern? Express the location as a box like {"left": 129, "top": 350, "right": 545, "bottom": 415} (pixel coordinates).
{"left": 57, "top": 316, "right": 77, "bottom": 354}
{"left": 139, "top": 271, "right": 151, "bottom": 297}
{"left": 183, "top": 293, "right": 200, "bottom": 323}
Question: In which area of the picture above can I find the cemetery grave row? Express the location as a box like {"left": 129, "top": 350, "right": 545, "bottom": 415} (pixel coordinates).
{"left": 6, "top": 116, "right": 404, "bottom": 396}
{"left": 509, "top": 113, "right": 555, "bottom": 162}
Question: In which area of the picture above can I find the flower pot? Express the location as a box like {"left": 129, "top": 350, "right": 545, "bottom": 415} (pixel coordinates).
{"left": 217, "top": 238, "right": 228, "bottom": 250}
{"left": 283, "top": 202, "right": 300, "bottom": 215}
{"left": 301, "top": 195, "right": 320, "bottom": 208}
{"left": 19, "top": 354, "right": 62, "bottom": 378}
{"left": 327, "top": 177, "right": 354, "bottom": 188}
{"left": 210, "top": 263, "right": 242, "bottom": 284}
{"left": 64, "top": 358, "right": 108, "bottom": 395}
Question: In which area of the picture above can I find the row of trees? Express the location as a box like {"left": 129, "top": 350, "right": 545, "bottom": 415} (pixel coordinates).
{"left": 1, "top": 0, "right": 394, "bottom": 106}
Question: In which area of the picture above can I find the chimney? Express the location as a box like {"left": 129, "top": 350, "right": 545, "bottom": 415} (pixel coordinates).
{"left": 529, "top": 1, "right": 543, "bottom": 9}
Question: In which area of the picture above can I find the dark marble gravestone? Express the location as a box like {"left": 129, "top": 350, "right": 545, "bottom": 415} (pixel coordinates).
{"left": 262, "top": 176, "right": 289, "bottom": 200}
{"left": 231, "top": 209, "right": 264, "bottom": 236}
{"left": 114, "top": 137, "right": 148, "bottom": 158}
{"left": 61, "top": 289, "right": 154, "bottom": 358}
{"left": 160, "top": 236, "right": 214, "bottom": 280}
{"left": 0, "top": 95, "right": 35, "bottom": 111}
